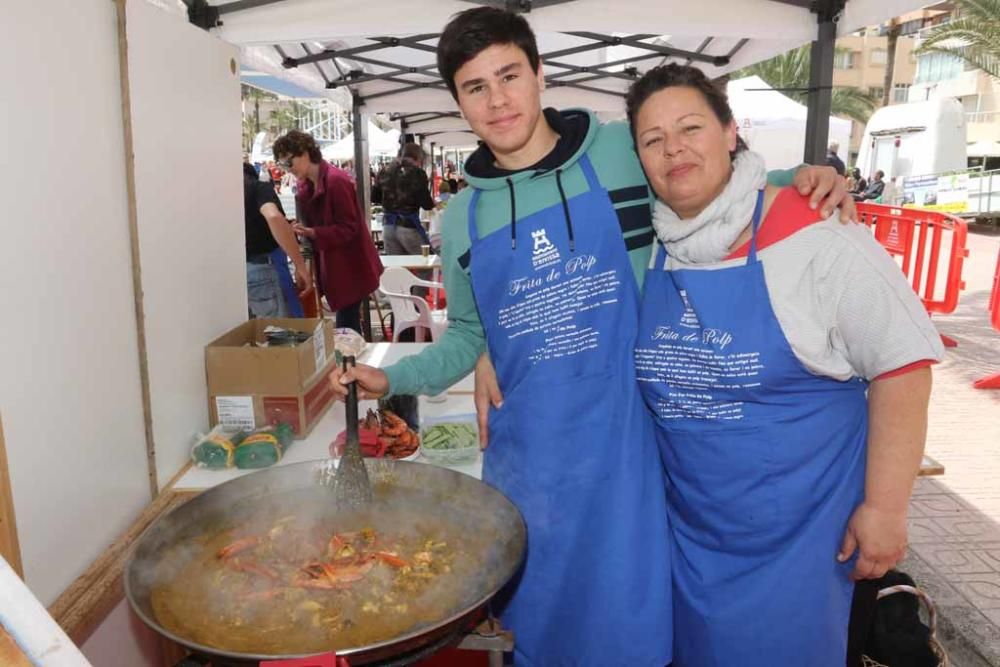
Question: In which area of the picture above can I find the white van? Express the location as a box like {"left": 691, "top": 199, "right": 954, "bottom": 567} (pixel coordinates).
{"left": 855, "top": 99, "right": 967, "bottom": 183}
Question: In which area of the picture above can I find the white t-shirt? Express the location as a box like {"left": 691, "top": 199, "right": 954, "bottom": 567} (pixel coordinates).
{"left": 652, "top": 189, "right": 944, "bottom": 381}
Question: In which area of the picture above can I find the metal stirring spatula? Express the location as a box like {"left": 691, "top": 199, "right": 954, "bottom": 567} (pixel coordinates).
{"left": 333, "top": 355, "right": 373, "bottom": 510}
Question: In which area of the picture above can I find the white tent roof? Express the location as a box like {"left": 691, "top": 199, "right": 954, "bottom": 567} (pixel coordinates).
{"left": 322, "top": 121, "right": 401, "bottom": 160}
{"left": 204, "top": 0, "right": 923, "bottom": 118}
{"left": 727, "top": 76, "right": 852, "bottom": 170}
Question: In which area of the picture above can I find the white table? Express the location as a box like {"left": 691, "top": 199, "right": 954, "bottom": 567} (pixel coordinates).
{"left": 379, "top": 255, "right": 441, "bottom": 270}
{"left": 172, "top": 343, "right": 479, "bottom": 491}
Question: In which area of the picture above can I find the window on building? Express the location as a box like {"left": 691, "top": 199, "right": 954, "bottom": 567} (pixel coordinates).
{"left": 893, "top": 83, "right": 911, "bottom": 103}
{"left": 915, "top": 52, "right": 963, "bottom": 84}
{"left": 834, "top": 50, "right": 857, "bottom": 69}
{"left": 870, "top": 49, "right": 888, "bottom": 65}
{"left": 869, "top": 86, "right": 885, "bottom": 100}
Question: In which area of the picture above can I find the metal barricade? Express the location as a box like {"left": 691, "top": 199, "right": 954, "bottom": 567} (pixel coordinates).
{"left": 973, "top": 247, "right": 1000, "bottom": 389}
{"left": 856, "top": 203, "right": 969, "bottom": 347}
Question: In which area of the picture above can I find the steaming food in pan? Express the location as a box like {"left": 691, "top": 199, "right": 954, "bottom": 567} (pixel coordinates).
{"left": 148, "top": 485, "right": 493, "bottom": 655}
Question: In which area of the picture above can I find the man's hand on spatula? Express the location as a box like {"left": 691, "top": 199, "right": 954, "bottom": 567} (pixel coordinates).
{"left": 330, "top": 363, "right": 389, "bottom": 401}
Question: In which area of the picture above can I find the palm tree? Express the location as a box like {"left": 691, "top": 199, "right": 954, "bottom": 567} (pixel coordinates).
{"left": 915, "top": 0, "right": 1000, "bottom": 79}
{"left": 734, "top": 45, "right": 878, "bottom": 124}
{"left": 268, "top": 105, "right": 302, "bottom": 134}
{"left": 241, "top": 84, "right": 278, "bottom": 150}
{"left": 882, "top": 18, "right": 901, "bottom": 107}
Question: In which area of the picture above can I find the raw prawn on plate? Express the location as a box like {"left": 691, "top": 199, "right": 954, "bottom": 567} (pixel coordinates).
{"left": 331, "top": 409, "right": 420, "bottom": 461}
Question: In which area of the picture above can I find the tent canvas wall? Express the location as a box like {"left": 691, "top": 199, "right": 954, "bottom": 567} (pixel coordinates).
{"left": 728, "top": 76, "right": 852, "bottom": 171}
{"left": 322, "top": 121, "right": 401, "bottom": 161}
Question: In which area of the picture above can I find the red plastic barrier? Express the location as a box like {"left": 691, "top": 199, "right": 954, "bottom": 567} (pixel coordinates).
{"left": 973, "top": 247, "right": 1000, "bottom": 389}
{"left": 856, "top": 203, "right": 969, "bottom": 347}
{"left": 989, "top": 247, "right": 1000, "bottom": 332}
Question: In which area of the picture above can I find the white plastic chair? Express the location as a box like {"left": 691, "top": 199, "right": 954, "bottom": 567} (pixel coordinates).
{"left": 379, "top": 266, "right": 449, "bottom": 342}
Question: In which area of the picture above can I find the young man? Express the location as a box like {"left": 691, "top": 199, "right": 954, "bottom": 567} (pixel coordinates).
{"left": 273, "top": 130, "right": 383, "bottom": 333}
{"left": 333, "top": 8, "right": 852, "bottom": 665}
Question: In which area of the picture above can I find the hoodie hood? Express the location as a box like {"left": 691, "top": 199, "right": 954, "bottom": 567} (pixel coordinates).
{"left": 463, "top": 108, "right": 597, "bottom": 191}
{"left": 460, "top": 108, "right": 598, "bottom": 253}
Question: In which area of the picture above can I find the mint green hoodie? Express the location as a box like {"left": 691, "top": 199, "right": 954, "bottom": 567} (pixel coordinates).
{"left": 384, "top": 109, "right": 796, "bottom": 395}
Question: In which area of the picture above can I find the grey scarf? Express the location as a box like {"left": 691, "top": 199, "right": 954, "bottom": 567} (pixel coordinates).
{"left": 651, "top": 151, "right": 767, "bottom": 265}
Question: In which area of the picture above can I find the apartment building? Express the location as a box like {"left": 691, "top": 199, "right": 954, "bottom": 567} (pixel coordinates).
{"left": 907, "top": 4, "right": 1000, "bottom": 168}
{"left": 831, "top": 8, "right": 951, "bottom": 162}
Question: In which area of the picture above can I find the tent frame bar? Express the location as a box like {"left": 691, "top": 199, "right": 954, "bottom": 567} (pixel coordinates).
{"left": 188, "top": 0, "right": 290, "bottom": 29}
{"left": 459, "top": 0, "right": 581, "bottom": 11}
{"left": 568, "top": 32, "right": 730, "bottom": 67}
{"left": 802, "top": 0, "right": 845, "bottom": 163}
{"left": 276, "top": 31, "right": 752, "bottom": 105}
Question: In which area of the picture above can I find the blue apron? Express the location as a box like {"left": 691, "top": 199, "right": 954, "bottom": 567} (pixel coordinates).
{"left": 267, "top": 247, "right": 304, "bottom": 317}
{"left": 384, "top": 210, "right": 432, "bottom": 246}
{"left": 635, "top": 192, "right": 867, "bottom": 666}
{"left": 467, "top": 156, "right": 672, "bottom": 666}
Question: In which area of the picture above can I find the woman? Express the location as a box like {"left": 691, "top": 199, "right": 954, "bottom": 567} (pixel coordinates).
{"left": 626, "top": 64, "right": 943, "bottom": 666}
{"left": 273, "top": 130, "right": 383, "bottom": 333}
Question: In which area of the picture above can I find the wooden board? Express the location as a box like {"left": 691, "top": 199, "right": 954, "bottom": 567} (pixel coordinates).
{"left": 48, "top": 490, "right": 197, "bottom": 645}
{"left": 0, "top": 415, "right": 22, "bottom": 578}
{"left": 918, "top": 454, "right": 945, "bottom": 477}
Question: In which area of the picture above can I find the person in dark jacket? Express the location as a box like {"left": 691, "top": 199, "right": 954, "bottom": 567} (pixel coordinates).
{"left": 850, "top": 167, "right": 868, "bottom": 195}
{"left": 826, "top": 141, "right": 846, "bottom": 177}
{"left": 858, "top": 170, "right": 886, "bottom": 201}
{"left": 378, "top": 143, "right": 436, "bottom": 255}
{"left": 273, "top": 130, "right": 383, "bottom": 334}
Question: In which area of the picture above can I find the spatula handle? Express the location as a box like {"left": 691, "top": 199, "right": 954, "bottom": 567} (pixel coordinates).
{"left": 343, "top": 356, "right": 359, "bottom": 446}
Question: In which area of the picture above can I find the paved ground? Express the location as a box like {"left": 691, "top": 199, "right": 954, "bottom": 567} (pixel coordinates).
{"left": 904, "top": 226, "right": 1000, "bottom": 666}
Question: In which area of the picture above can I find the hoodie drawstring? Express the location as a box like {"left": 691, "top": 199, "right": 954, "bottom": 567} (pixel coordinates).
{"left": 507, "top": 178, "right": 517, "bottom": 250}
{"left": 555, "top": 169, "right": 576, "bottom": 253}
{"left": 506, "top": 170, "right": 577, "bottom": 253}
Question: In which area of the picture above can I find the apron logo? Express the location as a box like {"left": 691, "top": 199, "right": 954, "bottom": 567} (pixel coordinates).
{"left": 530, "top": 228, "right": 561, "bottom": 270}
{"left": 678, "top": 290, "right": 701, "bottom": 329}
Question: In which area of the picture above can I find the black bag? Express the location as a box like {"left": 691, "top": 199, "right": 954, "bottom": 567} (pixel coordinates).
{"left": 848, "top": 570, "right": 946, "bottom": 667}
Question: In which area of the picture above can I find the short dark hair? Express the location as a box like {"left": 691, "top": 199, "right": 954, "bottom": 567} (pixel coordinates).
{"left": 436, "top": 7, "right": 540, "bottom": 99}
{"left": 625, "top": 64, "right": 747, "bottom": 159}
{"left": 272, "top": 130, "right": 322, "bottom": 164}
{"left": 400, "top": 142, "right": 425, "bottom": 163}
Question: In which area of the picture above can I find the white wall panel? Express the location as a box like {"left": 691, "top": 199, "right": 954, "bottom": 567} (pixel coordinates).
{"left": 0, "top": 0, "right": 149, "bottom": 605}
{"left": 125, "top": 0, "right": 248, "bottom": 489}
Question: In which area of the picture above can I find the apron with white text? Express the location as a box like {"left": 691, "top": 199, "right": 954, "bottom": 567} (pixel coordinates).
{"left": 468, "top": 155, "right": 672, "bottom": 666}
{"left": 635, "top": 191, "right": 866, "bottom": 666}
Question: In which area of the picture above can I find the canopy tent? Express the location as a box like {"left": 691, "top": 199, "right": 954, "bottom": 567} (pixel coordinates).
{"left": 202, "top": 0, "right": 917, "bottom": 111}
{"left": 189, "top": 0, "right": 929, "bottom": 187}
{"left": 727, "top": 75, "right": 852, "bottom": 170}
{"left": 321, "top": 121, "right": 402, "bottom": 160}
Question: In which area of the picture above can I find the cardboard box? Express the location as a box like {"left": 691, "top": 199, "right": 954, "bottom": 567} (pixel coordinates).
{"left": 205, "top": 318, "right": 338, "bottom": 438}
